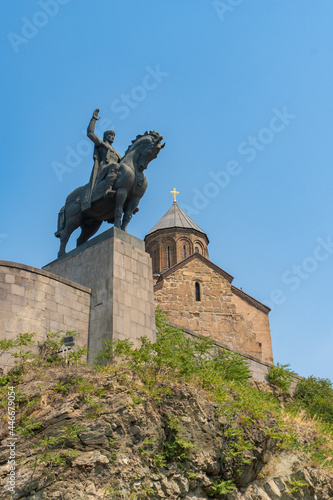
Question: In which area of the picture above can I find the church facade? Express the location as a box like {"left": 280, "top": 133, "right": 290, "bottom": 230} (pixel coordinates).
{"left": 144, "top": 198, "right": 273, "bottom": 364}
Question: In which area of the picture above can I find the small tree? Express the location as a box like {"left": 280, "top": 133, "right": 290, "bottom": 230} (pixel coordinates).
{"left": 294, "top": 376, "right": 333, "bottom": 424}
{"left": 266, "top": 363, "right": 295, "bottom": 391}
{"left": 39, "top": 330, "right": 86, "bottom": 364}
{"left": 0, "top": 332, "right": 36, "bottom": 365}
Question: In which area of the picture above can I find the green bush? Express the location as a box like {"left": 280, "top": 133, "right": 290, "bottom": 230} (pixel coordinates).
{"left": 39, "top": 330, "right": 87, "bottom": 364}
{"left": 203, "top": 348, "right": 251, "bottom": 383}
{"left": 0, "top": 365, "right": 24, "bottom": 387}
{"left": 286, "top": 477, "right": 308, "bottom": 494}
{"left": 210, "top": 479, "right": 237, "bottom": 496}
{"left": 0, "top": 332, "right": 36, "bottom": 364}
{"left": 0, "top": 330, "right": 87, "bottom": 370}
{"left": 94, "top": 337, "right": 134, "bottom": 365}
{"left": 294, "top": 376, "right": 333, "bottom": 424}
{"left": 95, "top": 307, "right": 251, "bottom": 385}
{"left": 34, "top": 423, "right": 84, "bottom": 467}
{"left": 155, "top": 308, "right": 250, "bottom": 382}
{"left": 156, "top": 314, "right": 250, "bottom": 382}
{"left": 266, "top": 363, "right": 295, "bottom": 391}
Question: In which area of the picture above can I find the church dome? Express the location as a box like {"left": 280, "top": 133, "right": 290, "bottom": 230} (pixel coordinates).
{"left": 145, "top": 202, "right": 208, "bottom": 240}
{"left": 144, "top": 196, "right": 209, "bottom": 276}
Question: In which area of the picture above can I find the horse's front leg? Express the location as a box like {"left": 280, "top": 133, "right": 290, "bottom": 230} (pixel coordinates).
{"left": 121, "top": 197, "right": 140, "bottom": 232}
{"left": 114, "top": 188, "right": 128, "bottom": 229}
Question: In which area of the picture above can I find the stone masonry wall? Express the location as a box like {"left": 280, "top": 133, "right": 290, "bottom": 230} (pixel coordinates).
{"left": 231, "top": 288, "right": 273, "bottom": 363}
{"left": 44, "top": 227, "right": 156, "bottom": 363}
{"left": 154, "top": 257, "right": 264, "bottom": 360}
{"left": 0, "top": 261, "right": 91, "bottom": 372}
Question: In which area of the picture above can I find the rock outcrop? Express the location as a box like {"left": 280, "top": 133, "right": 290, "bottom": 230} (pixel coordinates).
{"left": 0, "top": 365, "right": 332, "bottom": 499}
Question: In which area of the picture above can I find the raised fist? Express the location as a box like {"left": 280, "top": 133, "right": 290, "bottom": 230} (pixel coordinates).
{"left": 92, "top": 109, "right": 100, "bottom": 121}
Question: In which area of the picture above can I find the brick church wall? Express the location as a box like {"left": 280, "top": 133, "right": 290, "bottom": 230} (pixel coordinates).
{"left": 154, "top": 256, "right": 267, "bottom": 361}
{"left": 231, "top": 287, "right": 273, "bottom": 363}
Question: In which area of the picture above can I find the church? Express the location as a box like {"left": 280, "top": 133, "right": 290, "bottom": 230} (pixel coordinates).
{"left": 144, "top": 190, "right": 273, "bottom": 364}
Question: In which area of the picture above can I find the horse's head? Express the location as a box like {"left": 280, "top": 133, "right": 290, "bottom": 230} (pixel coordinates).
{"left": 124, "top": 131, "right": 165, "bottom": 171}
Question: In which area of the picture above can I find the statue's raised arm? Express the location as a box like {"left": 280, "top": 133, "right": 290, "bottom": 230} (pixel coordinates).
{"left": 87, "top": 108, "right": 102, "bottom": 146}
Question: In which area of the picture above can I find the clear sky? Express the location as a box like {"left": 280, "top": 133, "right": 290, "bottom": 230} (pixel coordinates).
{"left": 1, "top": 1, "right": 333, "bottom": 381}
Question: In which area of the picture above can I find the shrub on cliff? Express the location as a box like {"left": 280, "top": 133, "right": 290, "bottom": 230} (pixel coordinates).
{"left": 95, "top": 307, "right": 251, "bottom": 383}
{"left": 266, "top": 362, "right": 295, "bottom": 391}
{"left": 294, "top": 376, "right": 333, "bottom": 424}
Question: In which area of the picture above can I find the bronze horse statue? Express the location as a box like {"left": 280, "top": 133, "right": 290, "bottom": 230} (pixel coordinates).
{"left": 55, "top": 131, "right": 165, "bottom": 257}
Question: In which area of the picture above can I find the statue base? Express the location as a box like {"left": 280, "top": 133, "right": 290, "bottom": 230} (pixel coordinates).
{"left": 43, "top": 227, "right": 156, "bottom": 363}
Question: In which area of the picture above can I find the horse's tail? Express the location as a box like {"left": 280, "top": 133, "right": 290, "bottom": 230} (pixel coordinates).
{"left": 55, "top": 206, "right": 65, "bottom": 238}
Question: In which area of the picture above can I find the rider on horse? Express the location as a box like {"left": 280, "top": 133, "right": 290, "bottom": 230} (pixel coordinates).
{"left": 55, "top": 109, "right": 164, "bottom": 256}
{"left": 81, "top": 109, "right": 122, "bottom": 211}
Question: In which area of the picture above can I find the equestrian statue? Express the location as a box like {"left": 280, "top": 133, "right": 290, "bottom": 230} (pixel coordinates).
{"left": 55, "top": 109, "right": 165, "bottom": 257}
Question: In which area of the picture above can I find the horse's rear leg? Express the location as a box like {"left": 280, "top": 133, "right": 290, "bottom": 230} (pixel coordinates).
{"left": 58, "top": 230, "right": 70, "bottom": 258}
{"left": 58, "top": 214, "right": 81, "bottom": 258}
{"left": 77, "top": 220, "right": 102, "bottom": 247}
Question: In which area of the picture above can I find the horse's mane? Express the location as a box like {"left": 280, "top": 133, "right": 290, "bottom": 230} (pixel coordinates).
{"left": 124, "top": 131, "right": 162, "bottom": 156}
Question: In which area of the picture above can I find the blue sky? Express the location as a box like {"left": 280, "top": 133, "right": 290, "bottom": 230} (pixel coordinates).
{"left": 1, "top": 1, "right": 333, "bottom": 381}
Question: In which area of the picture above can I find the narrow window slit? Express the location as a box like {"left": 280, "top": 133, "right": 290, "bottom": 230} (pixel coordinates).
{"left": 195, "top": 282, "right": 201, "bottom": 301}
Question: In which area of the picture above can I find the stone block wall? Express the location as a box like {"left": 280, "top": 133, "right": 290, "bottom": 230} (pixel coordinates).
{"left": 44, "top": 227, "right": 156, "bottom": 363}
{"left": 0, "top": 261, "right": 90, "bottom": 372}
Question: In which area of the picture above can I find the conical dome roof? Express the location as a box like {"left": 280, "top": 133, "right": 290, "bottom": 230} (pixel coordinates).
{"left": 146, "top": 202, "right": 208, "bottom": 239}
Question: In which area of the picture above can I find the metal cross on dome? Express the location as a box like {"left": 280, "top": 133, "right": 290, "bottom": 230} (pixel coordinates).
{"left": 170, "top": 187, "right": 179, "bottom": 203}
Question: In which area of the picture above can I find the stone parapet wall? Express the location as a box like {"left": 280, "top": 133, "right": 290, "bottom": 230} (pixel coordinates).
{"left": 0, "top": 261, "right": 91, "bottom": 372}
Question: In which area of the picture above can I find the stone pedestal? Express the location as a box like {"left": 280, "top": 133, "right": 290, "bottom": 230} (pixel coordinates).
{"left": 43, "top": 227, "right": 156, "bottom": 363}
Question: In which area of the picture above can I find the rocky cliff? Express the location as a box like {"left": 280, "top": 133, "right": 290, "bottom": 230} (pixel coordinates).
{"left": 0, "top": 362, "right": 333, "bottom": 500}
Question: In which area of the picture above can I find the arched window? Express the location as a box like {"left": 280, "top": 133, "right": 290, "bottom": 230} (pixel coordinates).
{"left": 183, "top": 245, "right": 186, "bottom": 259}
{"left": 195, "top": 246, "right": 199, "bottom": 253}
{"left": 167, "top": 245, "right": 171, "bottom": 268}
{"left": 195, "top": 282, "right": 201, "bottom": 301}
